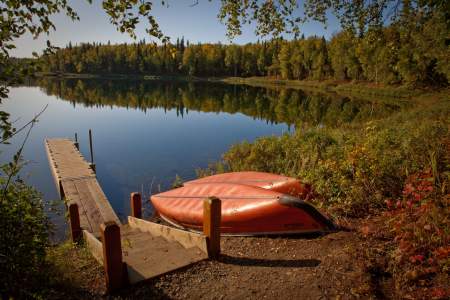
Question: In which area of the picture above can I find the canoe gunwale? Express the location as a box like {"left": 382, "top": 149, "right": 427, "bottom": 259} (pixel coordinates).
{"left": 153, "top": 195, "right": 281, "bottom": 200}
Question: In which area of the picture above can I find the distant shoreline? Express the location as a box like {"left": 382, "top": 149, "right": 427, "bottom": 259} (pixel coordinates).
{"left": 36, "top": 72, "right": 429, "bottom": 98}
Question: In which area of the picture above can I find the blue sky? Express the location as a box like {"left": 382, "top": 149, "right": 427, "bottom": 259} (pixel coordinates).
{"left": 12, "top": 1, "right": 340, "bottom": 58}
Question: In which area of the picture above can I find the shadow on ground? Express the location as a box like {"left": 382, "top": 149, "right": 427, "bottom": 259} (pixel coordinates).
{"left": 219, "top": 254, "right": 321, "bottom": 268}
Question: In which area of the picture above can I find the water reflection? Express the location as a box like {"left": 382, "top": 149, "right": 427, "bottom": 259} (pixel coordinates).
{"left": 35, "top": 78, "right": 399, "bottom": 127}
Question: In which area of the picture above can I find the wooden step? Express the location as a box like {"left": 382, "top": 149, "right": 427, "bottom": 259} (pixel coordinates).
{"left": 122, "top": 234, "right": 169, "bottom": 251}
{"left": 122, "top": 230, "right": 207, "bottom": 284}
{"left": 119, "top": 226, "right": 208, "bottom": 284}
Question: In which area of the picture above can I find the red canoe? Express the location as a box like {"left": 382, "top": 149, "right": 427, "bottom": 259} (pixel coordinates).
{"left": 184, "top": 171, "right": 312, "bottom": 199}
{"left": 151, "top": 182, "right": 335, "bottom": 236}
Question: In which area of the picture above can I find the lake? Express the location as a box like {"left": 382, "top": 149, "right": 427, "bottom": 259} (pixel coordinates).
{"left": 1, "top": 78, "right": 399, "bottom": 237}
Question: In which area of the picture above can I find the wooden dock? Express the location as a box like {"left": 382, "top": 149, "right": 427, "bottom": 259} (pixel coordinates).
{"left": 45, "top": 138, "right": 220, "bottom": 292}
{"left": 45, "top": 139, "right": 119, "bottom": 237}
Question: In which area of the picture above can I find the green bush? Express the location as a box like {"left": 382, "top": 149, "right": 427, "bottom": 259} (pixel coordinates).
{"left": 0, "top": 175, "right": 50, "bottom": 298}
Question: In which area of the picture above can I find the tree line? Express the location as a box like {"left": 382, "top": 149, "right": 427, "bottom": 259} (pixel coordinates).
{"left": 40, "top": 8, "right": 448, "bottom": 87}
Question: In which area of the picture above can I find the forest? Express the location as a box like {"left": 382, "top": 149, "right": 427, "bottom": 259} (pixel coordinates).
{"left": 40, "top": 9, "right": 449, "bottom": 87}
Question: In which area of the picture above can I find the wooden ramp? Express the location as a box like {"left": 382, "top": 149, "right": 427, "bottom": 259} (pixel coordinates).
{"left": 45, "top": 138, "right": 215, "bottom": 291}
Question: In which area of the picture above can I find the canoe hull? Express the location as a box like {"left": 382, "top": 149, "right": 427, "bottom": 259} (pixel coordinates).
{"left": 151, "top": 181, "right": 335, "bottom": 235}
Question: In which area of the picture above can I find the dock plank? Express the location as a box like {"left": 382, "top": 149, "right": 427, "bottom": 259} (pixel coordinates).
{"left": 62, "top": 181, "right": 94, "bottom": 233}
{"left": 72, "top": 180, "right": 104, "bottom": 237}
{"left": 46, "top": 138, "right": 119, "bottom": 237}
{"left": 85, "top": 179, "right": 119, "bottom": 224}
{"left": 45, "top": 139, "right": 95, "bottom": 181}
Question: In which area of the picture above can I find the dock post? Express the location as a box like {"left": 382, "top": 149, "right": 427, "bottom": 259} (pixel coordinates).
{"left": 130, "top": 192, "right": 142, "bottom": 219}
{"left": 69, "top": 203, "right": 82, "bottom": 243}
{"left": 203, "top": 197, "right": 221, "bottom": 259}
{"left": 74, "top": 133, "right": 79, "bottom": 150}
{"left": 89, "top": 129, "right": 96, "bottom": 173}
{"left": 101, "top": 222, "right": 125, "bottom": 293}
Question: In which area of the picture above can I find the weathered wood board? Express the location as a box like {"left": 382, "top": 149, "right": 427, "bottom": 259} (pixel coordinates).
{"left": 45, "top": 139, "right": 95, "bottom": 183}
{"left": 83, "top": 229, "right": 103, "bottom": 265}
{"left": 45, "top": 138, "right": 120, "bottom": 237}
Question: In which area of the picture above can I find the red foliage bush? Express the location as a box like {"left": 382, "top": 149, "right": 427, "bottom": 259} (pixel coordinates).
{"left": 382, "top": 169, "right": 449, "bottom": 297}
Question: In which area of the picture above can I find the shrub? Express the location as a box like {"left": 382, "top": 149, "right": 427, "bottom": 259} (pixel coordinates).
{"left": 0, "top": 175, "right": 50, "bottom": 298}
{"left": 363, "top": 166, "right": 450, "bottom": 298}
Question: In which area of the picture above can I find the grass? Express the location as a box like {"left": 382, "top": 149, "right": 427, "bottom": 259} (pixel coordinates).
{"left": 38, "top": 241, "right": 106, "bottom": 299}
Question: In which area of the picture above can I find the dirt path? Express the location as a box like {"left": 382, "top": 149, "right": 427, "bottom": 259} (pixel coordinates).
{"left": 121, "top": 230, "right": 373, "bottom": 299}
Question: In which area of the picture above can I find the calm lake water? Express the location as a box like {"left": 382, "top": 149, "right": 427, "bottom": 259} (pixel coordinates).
{"left": 1, "top": 78, "right": 399, "bottom": 238}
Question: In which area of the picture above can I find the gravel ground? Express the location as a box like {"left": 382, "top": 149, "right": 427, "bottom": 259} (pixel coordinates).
{"left": 49, "top": 228, "right": 378, "bottom": 299}
{"left": 120, "top": 230, "right": 374, "bottom": 299}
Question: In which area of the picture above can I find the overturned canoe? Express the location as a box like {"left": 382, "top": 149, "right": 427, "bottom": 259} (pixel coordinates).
{"left": 184, "top": 171, "right": 312, "bottom": 199}
{"left": 151, "top": 182, "right": 335, "bottom": 235}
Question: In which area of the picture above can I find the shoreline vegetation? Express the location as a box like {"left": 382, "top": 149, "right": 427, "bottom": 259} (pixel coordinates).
{"left": 37, "top": 72, "right": 420, "bottom": 98}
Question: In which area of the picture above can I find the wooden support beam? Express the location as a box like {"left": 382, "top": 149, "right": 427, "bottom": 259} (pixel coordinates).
{"left": 130, "top": 192, "right": 142, "bottom": 219}
{"left": 100, "top": 222, "right": 126, "bottom": 293}
{"left": 74, "top": 133, "right": 79, "bottom": 150}
{"left": 69, "top": 203, "right": 82, "bottom": 243}
{"left": 89, "top": 129, "right": 96, "bottom": 173}
{"left": 203, "top": 197, "right": 221, "bottom": 259}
